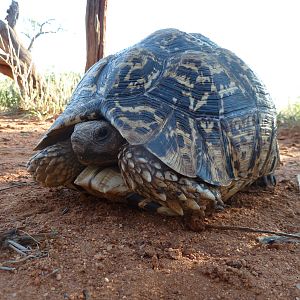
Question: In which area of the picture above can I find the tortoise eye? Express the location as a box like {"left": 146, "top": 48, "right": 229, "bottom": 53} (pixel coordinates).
{"left": 96, "top": 127, "right": 109, "bottom": 140}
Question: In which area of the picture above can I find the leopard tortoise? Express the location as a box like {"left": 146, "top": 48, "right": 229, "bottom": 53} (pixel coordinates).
{"left": 27, "top": 28, "right": 280, "bottom": 217}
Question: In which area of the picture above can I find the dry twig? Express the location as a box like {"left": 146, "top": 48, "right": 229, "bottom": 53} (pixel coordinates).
{"left": 0, "top": 182, "right": 33, "bottom": 192}
{"left": 205, "top": 224, "right": 300, "bottom": 240}
{"left": 0, "top": 266, "right": 16, "bottom": 271}
{"left": 0, "top": 228, "right": 58, "bottom": 270}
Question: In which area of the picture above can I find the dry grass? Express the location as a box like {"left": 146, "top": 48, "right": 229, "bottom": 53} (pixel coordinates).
{"left": 0, "top": 72, "right": 81, "bottom": 118}
{"left": 0, "top": 26, "right": 81, "bottom": 118}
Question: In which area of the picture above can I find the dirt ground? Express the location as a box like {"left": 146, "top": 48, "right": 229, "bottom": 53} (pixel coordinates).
{"left": 0, "top": 113, "right": 299, "bottom": 300}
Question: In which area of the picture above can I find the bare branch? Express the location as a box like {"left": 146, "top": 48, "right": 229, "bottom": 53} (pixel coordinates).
{"left": 25, "top": 18, "right": 63, "bottom": 51}
{"left": 21, "top": 32, "right": 31, "bottom": 40}
{"left": 39, "top": 19, "right": 55, "bottom": 30}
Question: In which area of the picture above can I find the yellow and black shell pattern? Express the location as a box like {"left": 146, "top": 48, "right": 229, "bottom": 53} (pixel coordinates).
{"left": 36, "top": 28, "right": 279, "bottom": 187}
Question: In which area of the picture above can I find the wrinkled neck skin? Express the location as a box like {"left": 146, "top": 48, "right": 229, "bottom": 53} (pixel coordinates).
{"left": 71, "top": 120, "right": 126, "bottom": 167}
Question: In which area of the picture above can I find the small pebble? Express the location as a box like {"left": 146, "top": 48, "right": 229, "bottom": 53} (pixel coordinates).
{"left": 167, "top": 248, "right": 182, "bottom": 260}
{"left": 94, "top": 253, "right": 105, "bottom": 260}
{"left": 96, "top": 262, "right": 105, "bottom": 269}
{"left": 104, "top": 277, "right": 109, "bottom": 283}
{"left": 275, "top": 280, "right": 282, "bottom": 286}
{"left": 240, "top": 259, "right": 247, "bottom": 267}
{"left": 63, "top": 293, "right": 70, "bottom": 299}
{"left": 226, "top": 260, "right": 242, "bottom": 269}
{"left": 56, "top": 273, "right": 62, "bottom": 281}
{"left": 34, "top": 277, "right": 40, "bottom": 285}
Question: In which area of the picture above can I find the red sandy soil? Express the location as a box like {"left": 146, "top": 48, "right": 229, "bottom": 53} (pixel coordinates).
{"left": 0, "top": 113, "right": 299, "bottom": 300}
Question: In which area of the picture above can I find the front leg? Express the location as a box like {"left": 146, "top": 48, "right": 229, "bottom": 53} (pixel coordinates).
{"left": 118, "top": 145, "right": 224, "bottom": 217}
{"left": 27, "top": 140, "right": 84, "bottom": 187}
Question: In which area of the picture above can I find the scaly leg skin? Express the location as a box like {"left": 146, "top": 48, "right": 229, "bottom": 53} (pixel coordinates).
{"left": 235, "top": 173, "right": 277, "bottom": 196}
{"left": 118, "top": 145, "right": 224, "bottom": 217}
{"left": 250, "top": 174, "right": 276, "bottom": 188}
{"left": 27, "top": 140, "right": 84, "bottom": 187}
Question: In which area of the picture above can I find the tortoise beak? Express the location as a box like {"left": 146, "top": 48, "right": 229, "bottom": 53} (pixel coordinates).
{"left": 74, "top": 147, "right": 119, "bottom": 167}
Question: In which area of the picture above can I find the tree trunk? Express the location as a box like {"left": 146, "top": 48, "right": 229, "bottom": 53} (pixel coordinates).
{"left": 85, "top": 0, "right": 107, "bottom": 72}
{"left": 0, "top": 2, "right": 46, "bottom": 109}
{"left": 0, "top": 20, "right": 41, "bottom": 85}
{"left": 5, "top": 0, "right": 19, "bottom": 29}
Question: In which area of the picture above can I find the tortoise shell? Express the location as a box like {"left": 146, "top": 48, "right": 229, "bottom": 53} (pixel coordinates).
{"left": 35, "top": 28, "right": 279, "bottom": 187}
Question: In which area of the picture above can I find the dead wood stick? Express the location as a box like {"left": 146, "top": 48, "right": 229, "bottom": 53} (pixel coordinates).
{"left": 44, "top": 268, "right": 60, "bottom": 278}
{"left": 8, "top": 243, "right": 27, "bottom": 256}
{"left": 0, "top": 228, "right": 58, "bottom": 248}
{"left": 7, "top": 239, "right": 29, "bottom": 252}
{"left": 0, "top": 182, "right": 32, "bottom": 191}
{"left": 0, "top": 266, "right": 16, "bottom": 271}
{"left": 3, "top": 254, "right": 37, "bottom": 264}
{"left": 205, "top": 224, "right": 300, "bottom": 240}
{"left": 0, "top": 185, "right": 22, "bottom": 192}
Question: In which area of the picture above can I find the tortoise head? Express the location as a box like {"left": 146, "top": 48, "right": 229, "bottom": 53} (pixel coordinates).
{"left": 71, "top": 120, "right": 126, "bottom": 167}
{"left": 34, "top": 55, "right": 113, "bottom": 151}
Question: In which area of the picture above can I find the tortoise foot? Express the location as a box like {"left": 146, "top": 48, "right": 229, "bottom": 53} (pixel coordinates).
{"left": 252, "top": 173, "right": 277, "bottom": 189}
{"left": 119, "top": 145, "right": 223, "bottom": 217}
{"left": 27, "top": 141, "right": 84, "bottom": 187}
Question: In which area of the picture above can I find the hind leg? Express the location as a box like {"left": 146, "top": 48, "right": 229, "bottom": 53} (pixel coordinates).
{"left": 118, "top": 145, "right": 224, "bottom": 217}
{"left": 252, "top": 174, "right": 276, "bottom": 188}
{"left": 241, "top": 174, "right": 277, "bottom": 192}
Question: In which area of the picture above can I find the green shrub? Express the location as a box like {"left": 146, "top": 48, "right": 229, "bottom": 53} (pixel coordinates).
{"left": 0, "top": 72, "right": 81, "bottom": 118}
{"left": 0, "top": 79, "right": 21, "bottom": 110}
{"left": 277, "top": 100, "right": 300, "bottom": 127}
